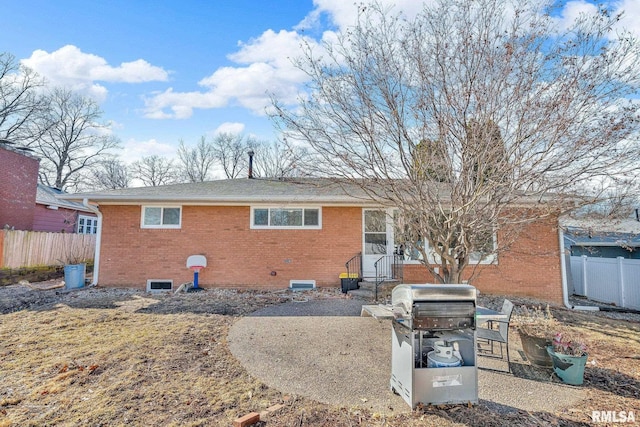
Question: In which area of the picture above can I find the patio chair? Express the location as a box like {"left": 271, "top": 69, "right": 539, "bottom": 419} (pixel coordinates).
{"left": 477, "top": 299, "right": 514, "bottom": 372}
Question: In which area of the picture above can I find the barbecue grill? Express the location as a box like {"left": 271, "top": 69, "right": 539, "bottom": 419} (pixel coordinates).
{"left": 390, "top": 284, "right": 478, "bottom": 408}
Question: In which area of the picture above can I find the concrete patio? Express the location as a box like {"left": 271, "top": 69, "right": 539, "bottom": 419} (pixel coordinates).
{"left": 228, "top": 299, "right": 586, "bottom": 415}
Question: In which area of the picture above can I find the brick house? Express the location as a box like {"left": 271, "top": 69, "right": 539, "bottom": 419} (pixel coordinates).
{"left": 34, "top": 185, "right": 98, "bottom": 234}
{"left": 0, "top": 143, "right": 39, "bottom": 230}
{"left": 62, "top": 178, "right": 565, "bottom": 303}
{"left": 0, "top": 142, "right": 97, "bottom": 233}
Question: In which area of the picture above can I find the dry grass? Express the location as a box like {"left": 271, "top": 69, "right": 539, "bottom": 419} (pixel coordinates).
{"left": 0, "top": 306, "right": 283, "bottom": 426}
{"left": 0, "top": 288, "right": 638, "bottom": 426}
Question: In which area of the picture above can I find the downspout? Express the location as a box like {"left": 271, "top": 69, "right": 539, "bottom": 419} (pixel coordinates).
{"left": 82, "top": 198, "right": 102, "bottom": 286}
{"left": 558, "top": 224, "right": 598, "bottom": 311}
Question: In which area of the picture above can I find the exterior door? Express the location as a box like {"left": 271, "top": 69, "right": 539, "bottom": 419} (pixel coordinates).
{"left": 362, "top": 209, "right": 393, "bottom": 278}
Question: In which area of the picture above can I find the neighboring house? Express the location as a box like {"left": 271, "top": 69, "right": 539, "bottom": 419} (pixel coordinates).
{"left": 0, "top": 142, "right": 40, "bottom": 230}
{"left": 0, "top": 141, "right": 98, "bottom": 233}
{"left": 61, "top": 178, "right": 565, "bottom": 303}
{"left": 34, "top": 185, "right": 98, "bottom": 234}
{"left": 563, "top": 218, "right": 640, "bottom": 259}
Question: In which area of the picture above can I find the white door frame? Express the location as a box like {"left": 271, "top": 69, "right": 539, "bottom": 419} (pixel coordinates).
{"left": 362, "top": 208, "right": 394, "bottom": 278}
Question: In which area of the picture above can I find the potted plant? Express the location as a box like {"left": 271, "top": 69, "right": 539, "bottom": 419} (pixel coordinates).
{"left": 512, "top": 305, "right": 557, "bottom": 367}
{"left": 547, "top": 331, "right": 588, "bottom": 385}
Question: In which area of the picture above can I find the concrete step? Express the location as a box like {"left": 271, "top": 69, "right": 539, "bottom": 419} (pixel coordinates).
{"left": 358, "top": 279, "right": 400, "bottom": 290}
{"left": 348, "top": 280, "right": 401, "bottom": 301}
{"left": 347, "top": 288, "right": 375, "bottom": 300}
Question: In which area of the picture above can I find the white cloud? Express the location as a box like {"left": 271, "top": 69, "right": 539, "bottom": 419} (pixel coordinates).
{"left": 121, "top": 138, "right": 176, "bottom": 164}
{"left": 21, "top": 45, "right": 169, "bottom": 102}
{"left": 143, "top": 29, "right": 311, "bottom": 119}
{"left": 298, "top": 0, "right": 430, "bottom": 32}
{"left": 141, "top": 1, "right": 444, "bottom": 121}
{"left": 614, "top": 0, "right": 640, "bottom": 37}
{"left": 214, "top": 122, "right": 245, "bottom": 135}
{"left": 554, "top": 1, "right": 599, "bottom": 31}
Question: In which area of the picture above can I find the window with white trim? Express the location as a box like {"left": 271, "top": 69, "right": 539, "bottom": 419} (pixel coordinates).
{"left": 141, "top": 206, "right": 182, "bottom": 229}
{"left": 251, "top": 207, "right": 321, "bottom": 229}
{"left": 77, "top": 215, "right": 98, "bottom": 234}
{"left": 398, "top": 233, "right": 497, "bottom": 264}
{"left": 394, "top": 212, "right": 497, "bottom": 265}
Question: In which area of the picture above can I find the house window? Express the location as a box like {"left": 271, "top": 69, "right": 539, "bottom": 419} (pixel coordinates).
{"left": 399, "top": 232, "right": 497, "bottom": 265}
{"left": 77, "top": 215, "right": 98, "bottom": 234}
{"left": 251, "top": 207, "right": 321, "bottom": 229}
{"left": 141, "top": 206, "right": 181, "bottom": 229}
{"left": 394, "top": 211, "right": 497, "bottom": 265}
{"left": 398, "top": 237, "right": 496, "bottom": 265}
{"left": 147, "top": 279, "right": 173, "bottom": 292}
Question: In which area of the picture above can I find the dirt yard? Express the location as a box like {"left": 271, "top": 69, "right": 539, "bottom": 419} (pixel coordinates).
{"left": 0, "top": 282, "right": 638, "bottom": 426}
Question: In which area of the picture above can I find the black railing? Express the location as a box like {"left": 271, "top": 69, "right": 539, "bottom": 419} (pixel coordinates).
{"left": 345, "top": 252, "right": 362, "bottom": 279}
{"left": 374, "top": 254, "right": 403, "bottom": 301}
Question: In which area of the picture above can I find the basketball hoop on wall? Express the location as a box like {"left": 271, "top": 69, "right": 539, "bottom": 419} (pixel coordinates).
{"left": 186, "top": 255, "right": 207, "bottom": 292}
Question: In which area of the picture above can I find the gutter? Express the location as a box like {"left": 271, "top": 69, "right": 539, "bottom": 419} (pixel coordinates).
{"left": 82, "top": 198, "right": 102, "bottom": 286}
{"left": 558, "top": 225, "right": 599, "bottom": 311}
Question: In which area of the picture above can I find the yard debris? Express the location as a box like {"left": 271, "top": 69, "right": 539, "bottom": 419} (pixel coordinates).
{"left": 18, "top": 279, "right": 64, "bottom": 291}
{"left": 233, "top": 412, "right": 260, "bottom": 427}
{"left": 0, "top": 284, "right": 638, "bottom": 426}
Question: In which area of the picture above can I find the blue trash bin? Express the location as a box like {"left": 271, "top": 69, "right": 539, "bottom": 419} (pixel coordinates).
{"left": 64, "top": 263, "right": 86, "bottom": 289}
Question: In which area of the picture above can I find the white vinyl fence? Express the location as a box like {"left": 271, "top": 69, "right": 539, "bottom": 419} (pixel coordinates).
{"left": 570, "top": 255, "right": 640, "bottom": 310}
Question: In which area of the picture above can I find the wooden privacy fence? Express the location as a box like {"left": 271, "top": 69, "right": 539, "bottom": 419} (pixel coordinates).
{"left": 0, "top": 230, "right": 96, "bottom": 269}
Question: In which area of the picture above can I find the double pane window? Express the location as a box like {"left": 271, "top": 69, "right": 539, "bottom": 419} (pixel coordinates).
{"left": 252, "top": 207, "right": 321, "bottom": 229}
{"left": 142, "top": 206, "right": 181, "bottom": 228}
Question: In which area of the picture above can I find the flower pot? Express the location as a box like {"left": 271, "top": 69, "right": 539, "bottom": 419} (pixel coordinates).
{"left": 546, "top": 346, "right": 587, "bottom": 385}
{"left": 519, "top": 332, "right": 552, "bottom": 367}
{"left": 64, "top": 263, "right": 86, "bottom": 289}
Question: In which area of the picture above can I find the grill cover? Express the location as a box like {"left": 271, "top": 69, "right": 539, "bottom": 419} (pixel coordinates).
{"left": 391, "top": 284, "right": 476, "bottom": 330}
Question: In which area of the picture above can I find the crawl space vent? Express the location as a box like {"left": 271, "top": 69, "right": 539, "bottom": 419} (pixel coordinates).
{"left": 289, "top": 280, "right": 316, "bottom": 291}
{"left": 147, "top": 279, "right": 173, "bottom": 292}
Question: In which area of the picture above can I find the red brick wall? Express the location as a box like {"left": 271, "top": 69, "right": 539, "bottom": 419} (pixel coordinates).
{"left": 401, "top": 215, "right": 564, "bottom": 304}
{"left": 97, "top": 204, "right": 563, "bottom": 302}
{"left": 0, "top": 147, "right": 39, "bottom": 230}
{"left": 98, "top": 205, "right": 363, "bottom": 289}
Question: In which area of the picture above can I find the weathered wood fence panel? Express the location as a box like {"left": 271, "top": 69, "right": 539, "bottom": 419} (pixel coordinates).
{"left": 0, "top": 230, "right": 95, "bottom": 269}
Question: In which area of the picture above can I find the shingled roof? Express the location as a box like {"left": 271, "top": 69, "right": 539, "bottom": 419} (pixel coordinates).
{"left": 59, "top": 178, "right": 375, "bottom": 205}
{"left": 37, "top": 185, "right": 94, "bottom": 212}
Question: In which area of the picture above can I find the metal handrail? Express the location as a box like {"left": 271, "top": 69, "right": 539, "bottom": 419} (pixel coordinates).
{"left": 345, "top": 252, "right": 362, "bottom": 279}
{"left": 374, "top": 254, "right": 403, "bottom": 301}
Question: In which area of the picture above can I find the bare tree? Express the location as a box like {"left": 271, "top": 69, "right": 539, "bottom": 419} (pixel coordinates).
{"left": 91, "top": 159, "right": 130, "bottom": 190}
{"left": 0, "top": 52, "right": 48, "bottom": 145}
{"left": 211, "top": 132, "right": 250, "bottom": 178}
{"left": 251, "top": 139, "right": 308, "bottom": 178}
{"left": 33, "top": 88, "right": 120, "bottom": 190}
{"left": 273, "top": 0, "right": 640, "bottom": 283}
{"left": 176, "top": 137, "right": 216, "bottom": 182}
{"left": 131, "top": 155, "right": 177, "bottom": 187}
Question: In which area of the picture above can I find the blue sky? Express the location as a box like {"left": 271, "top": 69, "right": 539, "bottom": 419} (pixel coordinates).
{"left": 4, "top": 0, "right": 639, "bottom": 165}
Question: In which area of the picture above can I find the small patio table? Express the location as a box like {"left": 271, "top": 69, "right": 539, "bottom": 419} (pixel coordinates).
{"left": 475, "top": 306, "right": 509, "bottom": 323}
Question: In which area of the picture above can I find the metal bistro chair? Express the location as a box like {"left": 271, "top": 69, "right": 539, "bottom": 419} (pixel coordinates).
{"left": 477, "top": 299, "right": 514, "bottom": 372}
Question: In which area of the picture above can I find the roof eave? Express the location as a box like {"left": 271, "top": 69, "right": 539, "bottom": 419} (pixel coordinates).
{"left": 58, "top": 194, "right": 374, "bottom": 205}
